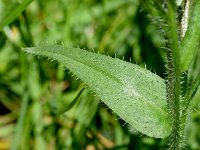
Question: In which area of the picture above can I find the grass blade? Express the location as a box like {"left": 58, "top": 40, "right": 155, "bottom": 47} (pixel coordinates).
{"left": 0, "top": 0, "right": 33, "bottom": 31}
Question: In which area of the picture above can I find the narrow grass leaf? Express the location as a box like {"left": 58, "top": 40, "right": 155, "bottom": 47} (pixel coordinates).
{"left": 187, "top": 72, "right": 200, "bottom": 102}
{"left": 23, "top": 45, "right": 171, "bottom": 138}
{"left": 0, "top": 0, "right": 33, "bottom": 31}
{"left": 11, "top": 94, "right": 29, "bottom": 150}
{"left": 58, "top": 87, "right": 85, "bottom": 114}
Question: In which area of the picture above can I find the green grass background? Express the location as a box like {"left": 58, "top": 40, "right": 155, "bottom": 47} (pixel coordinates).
{"left": 0, "top": 0, "right": 200, "bottom": 149}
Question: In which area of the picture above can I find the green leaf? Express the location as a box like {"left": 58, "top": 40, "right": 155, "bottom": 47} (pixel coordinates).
{"left": 23, "top": 44, "right": 171, "bottom": 138}
{"left": 0, "top": 0, "right": 33, "bottom": 31}
{"left": 187, "top": 72, "right": 200, "bottom": 102}
{"left": 180, "top": 0, "right": 200, "bottom": 71}
{"left": 57, "top": 87, "right": 85, "bottom": 114}
{"left": 11, "top": 93, "right": 29, "bottom": 150}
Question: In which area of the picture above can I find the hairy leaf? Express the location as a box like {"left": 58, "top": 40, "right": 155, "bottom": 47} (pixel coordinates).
{"left": 23, "top": 45, "right": 171, "bottom": 138}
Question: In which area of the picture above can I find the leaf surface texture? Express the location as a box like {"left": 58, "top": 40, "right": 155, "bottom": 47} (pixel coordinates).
{"left": 23, "top": 45, "right": 171, "bottom": 138}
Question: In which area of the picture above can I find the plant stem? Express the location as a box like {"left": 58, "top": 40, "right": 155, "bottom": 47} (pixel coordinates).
{"left": 166, "top": 1, "right": 181, "bottom": 149}
{"left": 167, "top": 49, "right": 181, "bottom": 150}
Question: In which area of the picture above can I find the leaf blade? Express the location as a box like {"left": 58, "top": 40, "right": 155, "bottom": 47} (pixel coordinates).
{"left": 0, "top": 0, "right": 33, "bottom": 31}
{"left": 23, "top": 45, "right": 171, "bottom": 138}
{"left": 180, "top": 0, "right": 200, "bottom": 71}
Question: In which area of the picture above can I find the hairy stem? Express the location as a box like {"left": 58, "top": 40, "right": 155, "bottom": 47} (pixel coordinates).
{"left": 167, "top": 50, "right": 181, "bottom": 150}
{"left": 166, "top": 1, "right": 181, "bottom": 149}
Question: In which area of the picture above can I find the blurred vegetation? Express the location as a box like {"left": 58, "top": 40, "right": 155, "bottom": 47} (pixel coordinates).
{"left": 0, "top": 0, "right": 199, "bottom": 150}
